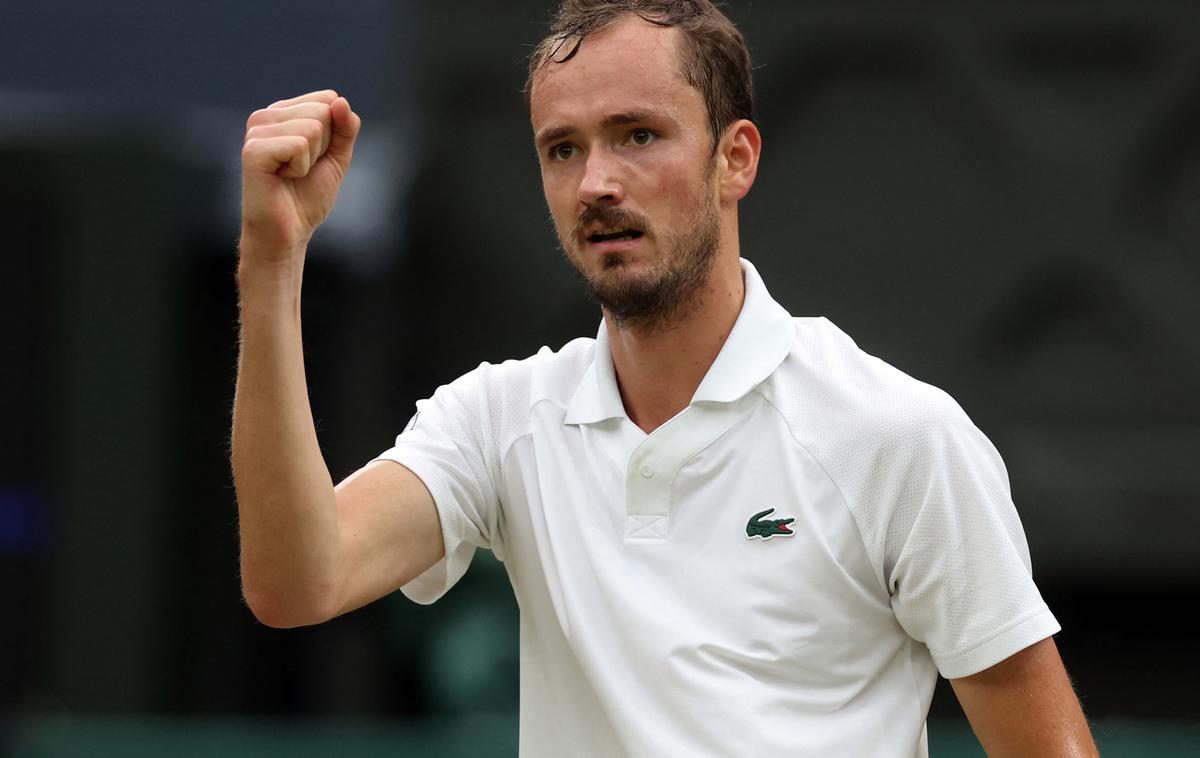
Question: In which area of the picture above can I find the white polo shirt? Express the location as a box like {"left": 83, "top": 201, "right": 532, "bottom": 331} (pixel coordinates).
{"left": 377, "top": 258, "right": 1059, "bottom": 758}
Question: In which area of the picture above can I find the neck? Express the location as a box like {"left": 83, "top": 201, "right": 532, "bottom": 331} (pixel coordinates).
{"left": 605, "top": 252, "right": 745, "bottom": 433}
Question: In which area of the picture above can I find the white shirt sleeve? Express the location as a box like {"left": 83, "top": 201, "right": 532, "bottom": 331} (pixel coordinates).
{"left": 374, "top": 364, "right": 506, "bottom": 605}
{"left": 883, "top": 400, "right": 1061, "bottom": 678}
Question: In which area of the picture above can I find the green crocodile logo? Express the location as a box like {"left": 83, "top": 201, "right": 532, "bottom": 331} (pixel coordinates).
{"left": 746, "top": 508, "right": 795, "bottom": 540}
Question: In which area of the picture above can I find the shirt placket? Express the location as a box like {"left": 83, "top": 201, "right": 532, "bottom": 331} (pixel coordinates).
{"left": 623, "top": 397, "right": 753, "bottom": 542}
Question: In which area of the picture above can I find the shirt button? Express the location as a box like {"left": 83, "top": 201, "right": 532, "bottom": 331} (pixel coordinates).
{"left": 639, "top": 464, "right": 654, "bottom": 478}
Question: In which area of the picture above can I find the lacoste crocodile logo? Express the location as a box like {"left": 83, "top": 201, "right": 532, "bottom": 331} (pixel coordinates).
{"left": 745, "top": 508, "right": 795, "bottom": 540}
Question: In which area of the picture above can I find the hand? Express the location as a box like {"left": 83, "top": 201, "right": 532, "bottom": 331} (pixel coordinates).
{"left": 239, "top": 90, "right": 362, "bottom": 262}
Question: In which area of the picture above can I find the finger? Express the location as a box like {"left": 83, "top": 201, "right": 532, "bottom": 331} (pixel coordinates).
{"left": 325, "top": 97, "right": 362, "bottom": 172}
{"left": 242, "top": 135, "right": 312, "bottom": 178}
{"left": 245, "top": 101, "right": 332, "bottom": 134}
{"left": 245, "top": 119, "right": 331, "bottom": 173}
{"left": 267, "top": 89, "right": 338, "bottom": 109}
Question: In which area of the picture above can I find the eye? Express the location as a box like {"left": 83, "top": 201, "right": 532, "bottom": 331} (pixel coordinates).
{"left": 628, "top": 129, "right": 657, "bottom": 146}
{"left": 550, "top": 143, "right": 577, "bottom": 161}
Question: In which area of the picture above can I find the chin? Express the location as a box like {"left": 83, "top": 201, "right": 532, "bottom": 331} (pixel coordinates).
{"left": 599, "top": 251, "right": 635, "bottom": 270}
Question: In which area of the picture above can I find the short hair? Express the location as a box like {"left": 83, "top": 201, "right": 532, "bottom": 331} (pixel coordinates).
{"left": 525, "top": 0, "right": 756, "bottom": 149}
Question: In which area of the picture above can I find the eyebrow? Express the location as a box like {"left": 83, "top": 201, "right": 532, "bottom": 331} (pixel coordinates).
{"left": 534, "top": 109, "right": 664, "bottom": 147}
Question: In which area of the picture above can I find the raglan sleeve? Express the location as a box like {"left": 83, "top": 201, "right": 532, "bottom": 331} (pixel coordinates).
{"left": 373, "top": 363, "right": 507, "bottom": 605}
{"left": 883, "top": 395, "right": 1061, "bottom": 679}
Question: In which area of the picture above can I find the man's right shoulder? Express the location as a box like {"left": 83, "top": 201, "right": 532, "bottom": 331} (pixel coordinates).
{"left": 430, "top": 335, "right": 598, "bottom": 416}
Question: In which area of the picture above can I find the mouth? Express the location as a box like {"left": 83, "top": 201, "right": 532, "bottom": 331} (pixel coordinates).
{"left": 584, "top": 225, "right": 645, "bottom": 254}
{"left": 587, "top": 225, "right": 644, "bottom": 243}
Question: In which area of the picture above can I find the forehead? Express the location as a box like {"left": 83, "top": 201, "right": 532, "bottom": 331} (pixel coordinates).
{"left": 530, "top": 16, "right": 702, "bottom": 133}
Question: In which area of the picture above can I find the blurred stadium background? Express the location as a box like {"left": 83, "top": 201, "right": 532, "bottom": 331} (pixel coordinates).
{"left": 2, "top": 1, "right": 1198, "bottom": 755}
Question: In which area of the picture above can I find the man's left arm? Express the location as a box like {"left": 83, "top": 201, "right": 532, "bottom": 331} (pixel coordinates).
{"left": 950, "top": 637, "right": 1099, "bottom": 757}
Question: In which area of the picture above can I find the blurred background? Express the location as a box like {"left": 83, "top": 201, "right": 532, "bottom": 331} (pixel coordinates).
{"left": 2, "top": 0, "right": 1199, "bottom": 755}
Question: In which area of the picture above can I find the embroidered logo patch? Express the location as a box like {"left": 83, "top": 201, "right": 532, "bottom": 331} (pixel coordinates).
{"left": 746, "top": 508, "right": 795, "bottom": 540}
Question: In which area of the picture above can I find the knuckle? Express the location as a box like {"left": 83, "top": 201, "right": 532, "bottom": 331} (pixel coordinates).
{"left": 290, "top": 136, "right": 311, "bottom": 163}
{"left": 246, "top": 109, "right": 269, "bottom": 130}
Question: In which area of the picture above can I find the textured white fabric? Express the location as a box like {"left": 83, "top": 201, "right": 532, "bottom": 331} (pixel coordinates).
{"left": 375, "top": 259, "right": 1059, "bottom": 757}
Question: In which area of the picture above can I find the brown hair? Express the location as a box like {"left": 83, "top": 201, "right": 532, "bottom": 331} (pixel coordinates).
{"left": 525, "top": 0, "right": 756, "bottom": 150}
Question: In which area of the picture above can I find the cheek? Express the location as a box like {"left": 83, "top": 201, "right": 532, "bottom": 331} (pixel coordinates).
{"left": 542, "top": 178, "right": 574, "bottom": 225}
{"left": 653, "top": 166, "right": 704, "bottom": 218}
{"left": 640, "top": 147, "right": 710, "bottom": 210}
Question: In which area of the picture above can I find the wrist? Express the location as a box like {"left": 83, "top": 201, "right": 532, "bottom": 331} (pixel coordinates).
{"left": 236, "top": 250, "right": 305, "bottom": 319}
{"left": 237, "top": 236, "right": 306, "bottom": 285}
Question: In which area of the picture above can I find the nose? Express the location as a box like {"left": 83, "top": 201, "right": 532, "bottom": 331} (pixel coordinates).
{"left": 577, "top": 148, "right": 624, "bottom": 207}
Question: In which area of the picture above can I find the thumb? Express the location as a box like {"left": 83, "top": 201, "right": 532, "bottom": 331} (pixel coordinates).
{"left": 326, "top": 96, "right": 362, "bottom": 171}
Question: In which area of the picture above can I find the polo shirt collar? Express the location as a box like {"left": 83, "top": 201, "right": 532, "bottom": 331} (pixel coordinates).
{"left": 564, "top": 258, "right": 794, "bottom": 425}
{"left": 563, "top": 319, "right": 627, "bottom": 424}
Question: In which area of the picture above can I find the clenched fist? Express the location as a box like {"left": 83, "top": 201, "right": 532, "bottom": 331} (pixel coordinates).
{"left": 240, "top": 90, "right": 362, "bottom": 262}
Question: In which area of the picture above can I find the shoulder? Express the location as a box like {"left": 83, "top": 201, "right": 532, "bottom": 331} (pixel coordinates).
{"left": 762, "top": 316, "right": 971, "bottom": 447}
{"left": 458, "top": 335, "right": 595, "bottom": 403}
{"left": 761, "top": 318, "right": 1012, "bottom": 582}
{"left": 423, "top": 335, "right": 596, "bottom": 423}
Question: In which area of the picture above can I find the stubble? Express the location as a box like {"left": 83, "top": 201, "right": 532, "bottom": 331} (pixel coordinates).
{"left": 556, "top": 172, "right": 721, "bottom": 333}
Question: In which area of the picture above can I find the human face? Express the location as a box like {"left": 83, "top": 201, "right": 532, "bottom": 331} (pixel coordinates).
{"left": 530, "top": 16, "right": 723, "bottom": 328}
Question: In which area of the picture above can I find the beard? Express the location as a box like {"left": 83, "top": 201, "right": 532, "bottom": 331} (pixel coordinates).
{"left": 556, "top": 175, "right": 721, "bottom": 332}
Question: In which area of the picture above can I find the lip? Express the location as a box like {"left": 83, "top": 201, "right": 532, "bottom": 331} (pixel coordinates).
{"left": 585, "top": 235, "right": 644, "bottom": 255}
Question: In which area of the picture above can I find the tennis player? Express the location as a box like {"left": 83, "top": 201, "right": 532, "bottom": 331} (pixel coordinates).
{"left": 233, "top": 2, "right": 1099, "bottom": 755}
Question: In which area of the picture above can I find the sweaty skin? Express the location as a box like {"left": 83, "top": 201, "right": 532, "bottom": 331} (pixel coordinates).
{"left": 530, "top": 16, "right": 761, "bottom": 434}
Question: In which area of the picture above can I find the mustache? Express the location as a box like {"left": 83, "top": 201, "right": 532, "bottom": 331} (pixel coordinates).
{"left": 573, "top": 205, "right": 651, "bottom": 241}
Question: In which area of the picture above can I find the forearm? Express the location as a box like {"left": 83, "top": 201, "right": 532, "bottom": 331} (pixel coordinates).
{"left": 232, "top": 249, "right": 340, "bottom": 628}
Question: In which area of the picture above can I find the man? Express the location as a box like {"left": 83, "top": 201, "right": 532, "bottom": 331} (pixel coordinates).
{"left": 233, "top": 1, "right": 1100, "bottom": 755}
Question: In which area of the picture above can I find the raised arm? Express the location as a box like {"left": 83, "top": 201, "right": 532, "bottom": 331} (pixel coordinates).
{"left": 232, "top": 90, "right": 443, "bottom": 629}
{"left": 950, "top": 637, "right": 1099, "bottom": 757}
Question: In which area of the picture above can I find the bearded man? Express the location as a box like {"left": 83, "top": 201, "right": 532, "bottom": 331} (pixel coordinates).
{"left": 232, "top": 1, "right": 1099, "bottom": 755}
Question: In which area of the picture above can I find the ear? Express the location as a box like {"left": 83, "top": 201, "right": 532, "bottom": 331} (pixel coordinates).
{"left": 717, "top": 119, "right": 761, "bottom": 204}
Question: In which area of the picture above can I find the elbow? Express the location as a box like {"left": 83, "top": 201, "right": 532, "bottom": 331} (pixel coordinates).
{"left": 241, "top": 581, "right": 337, "bottom": 629}
{"left": 244, "top": 597, "right": 313, "bottom": 629}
